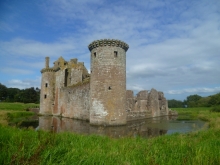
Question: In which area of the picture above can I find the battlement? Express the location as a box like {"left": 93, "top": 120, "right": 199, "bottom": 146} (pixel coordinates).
{"left": 40, "top": 68, "right": 54, "bottom": 73}
{"left": 88, "top": 39, "right": 129, "bottom": 52}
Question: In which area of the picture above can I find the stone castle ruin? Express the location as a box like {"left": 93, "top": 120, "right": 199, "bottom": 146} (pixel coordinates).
{"left": 40, "top": 39, "right": 173, "bottom": 126}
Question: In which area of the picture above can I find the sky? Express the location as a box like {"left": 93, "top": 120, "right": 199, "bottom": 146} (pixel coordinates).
{"left": 0, "top": 0, "right": 220, "bottom": 101}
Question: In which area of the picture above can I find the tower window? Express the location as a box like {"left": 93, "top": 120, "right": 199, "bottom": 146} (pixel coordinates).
{"left": 108, "top": 86, "right": 112, "bottom": 90}
{"left": 94, "top": 52, "right": 96, "bottom": 58}
{"left": 114, "top": 51, "right": 118, "bottom": 57}
{"left": 45, "top": 83, "right": 48, "bottom": 87}
{"left": 44, "top": 94, "right": 47, "bottom": 99}
{"left": 64, "top": 69, "right": 68, "bottom": 87}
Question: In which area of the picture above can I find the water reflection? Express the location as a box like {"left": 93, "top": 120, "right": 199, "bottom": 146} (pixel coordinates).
{"left": 34, "top": 115, "right": 207, "bottom": 138}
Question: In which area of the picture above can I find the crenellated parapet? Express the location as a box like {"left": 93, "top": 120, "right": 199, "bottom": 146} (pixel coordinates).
{"left": 41, "top": 68, "right": 55, "bottom": 73}
{"left": 88, "top": 39, "right": 129, "bottom": 52}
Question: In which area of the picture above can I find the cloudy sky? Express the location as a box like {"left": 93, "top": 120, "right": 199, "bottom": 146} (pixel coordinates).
{"left": 0, "top": 0, "right": 220, "bottom": 101}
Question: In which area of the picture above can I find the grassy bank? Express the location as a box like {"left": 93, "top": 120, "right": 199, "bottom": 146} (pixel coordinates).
{"left": 174, "top": 107, "right": 220, "bottom": 129}
{"left": 0, "top": 104, "right": 220, "bottom": 164}
{"left": 0, "top": 102, "right": 37, "bottom": 125}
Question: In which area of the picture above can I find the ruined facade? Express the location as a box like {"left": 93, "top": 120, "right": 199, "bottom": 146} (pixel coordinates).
{"left": 40, "top": 39, "right": 170, "bottom": 126}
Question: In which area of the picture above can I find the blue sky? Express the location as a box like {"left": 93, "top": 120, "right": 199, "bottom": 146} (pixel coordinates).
{"left": 0, "top": 0, "right": 220, "bottom": 101}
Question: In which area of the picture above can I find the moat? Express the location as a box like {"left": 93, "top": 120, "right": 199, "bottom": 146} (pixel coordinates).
{"left": 15, "top": 115, "right": 207, "bottom": 139}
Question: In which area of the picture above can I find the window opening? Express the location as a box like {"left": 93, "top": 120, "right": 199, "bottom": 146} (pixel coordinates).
{"left": 114, "top": 51, "right": 118, "bottom": 57}
{"left": 64, "top": 69, "right": 68, "bottom": 87}
{"left": 94, "top": 52, "right": 96, "bottom": 58}
{"left": 44, "top": 94, "right": 47, "bottom": 99}
{"left": 108, "top": 86, "right": 112, "bottom": 90}
{"left": 45, "top": 83, "right": 48, "bottom": 87}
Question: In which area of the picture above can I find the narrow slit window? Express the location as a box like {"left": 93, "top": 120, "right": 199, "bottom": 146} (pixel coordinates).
{"left": 94, "top": 52, "right": 96, "bottom": 58}
{"left": 114, "top": 51, "right": 118, "bottom": 57}
{"left": 108, "top": 86, "right": 112, "bottom": 90}
{"left": 44, "top": 94, "right": 47, "bottom": 99}
{"left": 45, "top": 83, "right": 48, "bottom": 87}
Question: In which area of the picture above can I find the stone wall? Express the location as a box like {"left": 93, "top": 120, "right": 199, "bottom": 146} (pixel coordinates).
{"left": 59, "top": 83, "right": 90, "bottom": 120}
{"left": 126, "top": 88, "right": 169, "bottom": 120}
{"left": 40, "top": 39, "right": 172, "bottom": 126}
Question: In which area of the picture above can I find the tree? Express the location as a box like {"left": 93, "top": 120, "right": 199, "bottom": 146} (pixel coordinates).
{"left": 0, "top": 83, "right": 40, "bottom": 103}
{"left": 6, "top": 88, "right": 20, "bottom": 102}
{"left": 186, "top": 94, "right": 202, "bottom": 107}
{"left": 23, "top": 87, "right": 39, "bottom": 103}
{"left": 168, "top": 99, "right": 183, "bottom": 108}
{"left": 208, "top": 93, "right": 220, "bottom": 106}
{"left": 0, "top": 83, "right": 7, "bottom": 101}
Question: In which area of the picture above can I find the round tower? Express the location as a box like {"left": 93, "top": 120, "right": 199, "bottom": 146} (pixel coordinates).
{"left": 88, "top": 39, "right": 129, "bottom": 125}
{"left": 40, "top": 57, "right": 55, "bottom": 115}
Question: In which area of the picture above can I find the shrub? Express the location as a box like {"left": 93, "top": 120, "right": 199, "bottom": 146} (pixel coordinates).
{"left": 210, "top": 105, "right": 220, "bottom": 112}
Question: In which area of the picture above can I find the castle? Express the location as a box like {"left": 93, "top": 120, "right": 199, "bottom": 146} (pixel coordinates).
{"left": 40, "top": 39, "right": 171, "bottom": 126}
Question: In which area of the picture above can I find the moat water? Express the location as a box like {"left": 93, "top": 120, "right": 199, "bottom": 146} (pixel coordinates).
{"left": 12, "top": 115, "right": 208, "bottom": 138}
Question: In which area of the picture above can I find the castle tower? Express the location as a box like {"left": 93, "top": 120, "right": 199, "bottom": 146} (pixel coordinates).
{"left": 40, "top": 57, "right": 55, "bottom": 115}
{"left": 88, "top": 39, "right": 129, "bottom": 125}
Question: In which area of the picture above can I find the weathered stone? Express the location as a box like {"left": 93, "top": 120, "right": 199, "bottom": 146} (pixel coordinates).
{"left": 40, "top": 39, "right": 174, "bottom": 126}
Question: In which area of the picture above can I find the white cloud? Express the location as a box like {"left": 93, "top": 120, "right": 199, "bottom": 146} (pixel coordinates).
{"left": 0, "top": 38, "right": 76, "bottom": 58}
{"left": 6, "top": 78, "right": 41, "bottom": 89}
{"left": 167, "top": 87, "right": 220, "bottom": 95}
{"left": 0, "top": 68, "right": 33, "bottom": 75}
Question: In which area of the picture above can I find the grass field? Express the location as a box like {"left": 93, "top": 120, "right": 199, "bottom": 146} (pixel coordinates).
{"left": 0, "top": 102, "right": 38, "bottom": 125}
{"left": 0, "top": 103, "right": 220, "bottom": 165}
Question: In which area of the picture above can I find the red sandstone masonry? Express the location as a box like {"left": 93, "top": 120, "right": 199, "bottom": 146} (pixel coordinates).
{"left": 40, "top": 39, "right": 173, "bottom": 126}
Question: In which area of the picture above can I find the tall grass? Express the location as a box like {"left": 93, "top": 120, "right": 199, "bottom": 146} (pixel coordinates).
{"left": 0, "top": 125, "right": 220, "bottom": 165}
{"left": 0, "top": 104, "right": 220, "bottom": 164}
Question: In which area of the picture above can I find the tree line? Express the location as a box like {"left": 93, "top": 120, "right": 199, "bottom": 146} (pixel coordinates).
{"left": 168, "top": 93, "right": 220, "bottom": 108}
{"left": 0, "top": 83, "right": 40, "bottom": 103}
{"left": 1, "top": 82, "right": 219, "bottom": 107}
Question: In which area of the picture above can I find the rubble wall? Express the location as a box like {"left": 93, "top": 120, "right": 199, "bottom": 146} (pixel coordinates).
{"left": 126, "top": 88, "right": 169, "bottom": 121}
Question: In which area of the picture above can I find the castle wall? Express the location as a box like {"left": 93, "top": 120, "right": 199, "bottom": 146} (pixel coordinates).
{"left": 59, "top": 83, "right": 90, "bottom": 120}
{"left": 53, "top": 69, "right": 65, "bottom": 115}
{"left": 40, "top": 39, "right": 172, "bottom": 126}
{"left": 70, "top": 68, "right": 83, "bottom": 85}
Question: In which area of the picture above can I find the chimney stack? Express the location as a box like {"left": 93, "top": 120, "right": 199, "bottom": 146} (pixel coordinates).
{"left": 45, "top": 57, "right": 49, "bottom": 68}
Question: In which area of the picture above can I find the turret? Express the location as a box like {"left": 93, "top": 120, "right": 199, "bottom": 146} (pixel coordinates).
{"left": 40, "top": 57, "right": 55, "bottom": 115}
{"left": 88, "top": 39, "right": 129, "bottom": 125}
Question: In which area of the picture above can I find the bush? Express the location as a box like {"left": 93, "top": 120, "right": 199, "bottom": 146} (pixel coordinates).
{"left": 210, "top": 105, "right": 220, "bottom": 112}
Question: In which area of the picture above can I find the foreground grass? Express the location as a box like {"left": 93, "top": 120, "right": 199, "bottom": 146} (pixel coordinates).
{"left": 0, "top": 105, "right": 220, "bottom": 164}
{"left": 0, "top": 102, "right": 37, "bottom": 125}
{"left": 0, "top": 125, "right": 220, "bottom": 164}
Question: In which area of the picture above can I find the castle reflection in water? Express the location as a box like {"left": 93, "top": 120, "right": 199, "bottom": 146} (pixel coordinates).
{"left": 37, "top": 116, "right": 180, "bottom": 138}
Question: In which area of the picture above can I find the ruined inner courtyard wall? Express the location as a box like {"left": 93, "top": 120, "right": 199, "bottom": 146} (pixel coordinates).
{"left": 59, "top": 83, "right": 90, "bottom": 120}
{"left": 70, "top": 68, "right": 83, "bottom": 85}
{"left": 126, "top": 89, "right": 169, "bottom": 120}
